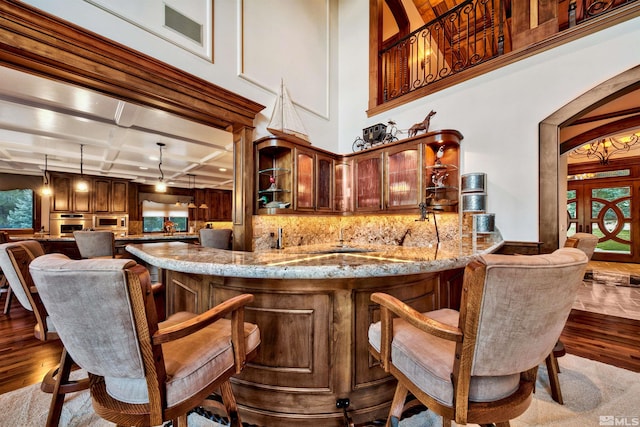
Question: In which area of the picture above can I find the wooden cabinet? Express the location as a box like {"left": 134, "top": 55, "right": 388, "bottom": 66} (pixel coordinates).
{"left": 255, "top": 135, "right": 336, "bottom": 214}
{"left": 385, "top": 142, "right": 422, "bottom": 210}
{"left": 334, "top": 161, "right": 352, "bottom": 212}
{"left": 50, "top": 172, "right": 91, "bottom": 213}
{"left": 294, "top": 148, "right": 314, "bottom": 211}
{"left": 354, "top": 152, "right": 383, "bottom": 211}
{"left": 94, "top": 178, "right": 128, "bottom": 213}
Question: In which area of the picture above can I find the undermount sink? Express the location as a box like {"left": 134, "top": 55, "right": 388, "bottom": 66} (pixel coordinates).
{"left": 307, "top": 246, "right": 373, "bottom": 254}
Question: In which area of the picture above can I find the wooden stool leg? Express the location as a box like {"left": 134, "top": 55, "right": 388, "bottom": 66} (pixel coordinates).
{"left": 46, "top": 348, "right": 74, "bottom": 427}
{"left": 3, "top": 286, "right": 13, "bottom": 315}
{"left": 545, "top": 351, "right": 564, "bottom": 404}
{"left": 220, "top": 380, "right": 241, "bottom": 427}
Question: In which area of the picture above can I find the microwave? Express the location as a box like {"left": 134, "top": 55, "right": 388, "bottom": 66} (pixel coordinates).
{"left": 93, "top": 214, "right": 128, "bottom": 232}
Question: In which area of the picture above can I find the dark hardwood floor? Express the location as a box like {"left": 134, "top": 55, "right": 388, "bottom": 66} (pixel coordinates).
{"left": 560, "top": 309, "right": 640, "bottom": 372}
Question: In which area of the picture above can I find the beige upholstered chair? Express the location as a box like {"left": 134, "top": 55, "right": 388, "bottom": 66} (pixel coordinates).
{"left": 199, "top": 228, "right": 232, "bottom": 249}
{"left": 0, "top": 231, "right": 12, "bottom": 313}
{"left": 0, "top": 241, "right": 89, "bottom": 427}
{"left": 73, "top": 230, "right": 121, "bottom": 258}
{"left": 368, "top": 248, "right": 588, "bottom": 426}
{"left": 544, "top": 232, "right": 600, "bottom": 404}
{"left": 29, "top": 254, "right": 260, "bottom": 427}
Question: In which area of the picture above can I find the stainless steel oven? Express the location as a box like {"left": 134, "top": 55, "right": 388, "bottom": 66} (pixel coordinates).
{"left": 93, "top": 214, "right": 128, "bottom": 235}
{"left": 49, "top": 213, "right": 95, "bottom": 236}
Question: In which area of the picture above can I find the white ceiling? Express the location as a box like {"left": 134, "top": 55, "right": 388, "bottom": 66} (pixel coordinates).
{"left": 0, "top": 66, "right": 234, "bottom": 190}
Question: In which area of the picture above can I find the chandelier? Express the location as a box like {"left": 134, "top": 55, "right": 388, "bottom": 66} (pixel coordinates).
{"left": 570, "top": 133, "right": 639, "bottom": 165}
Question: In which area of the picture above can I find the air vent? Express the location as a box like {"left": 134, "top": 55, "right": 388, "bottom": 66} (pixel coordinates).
{"left": 164, "top": 5, "right": 202, "bottom": 45}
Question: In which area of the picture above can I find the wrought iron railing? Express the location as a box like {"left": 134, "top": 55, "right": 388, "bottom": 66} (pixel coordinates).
{"left": 380, "top": 0, "right": 638, "bottom": 103}
{"left": 381, "top": 0, "right": 501, "bottom": 102}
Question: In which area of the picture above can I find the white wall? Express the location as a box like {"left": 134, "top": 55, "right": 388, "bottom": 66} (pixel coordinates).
{"left": 20, "top": 0, "right": 640, "bottom": 242}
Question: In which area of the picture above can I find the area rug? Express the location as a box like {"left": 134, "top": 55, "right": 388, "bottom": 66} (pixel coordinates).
{"left": 1, "top": 354, "right": 639, "bottom": 426}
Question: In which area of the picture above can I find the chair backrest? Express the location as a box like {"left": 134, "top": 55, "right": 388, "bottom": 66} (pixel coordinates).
{"left": 0, "top": 240, "right": 46, "bottom": 311}
{"left": 460, "top": 247, "right": 588, "bottom": 377}
{"left": 74, "top": 230, "right": 116, "bottom": 258}
{"left": 199, "top": 228, "right": 232, "bottom": 249}
{"left": 564, "top": 232, "right": 598, "bottom": 260}
{"left": 29, "top": 254, "right": 155, "bottom": 381}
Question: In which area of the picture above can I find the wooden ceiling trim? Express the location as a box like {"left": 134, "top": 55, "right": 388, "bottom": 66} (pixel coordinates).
{"left": 560, "top": 114, "right": 640, "bottom": 153}
{"left": 0, "top": 0, "right": 264, "bottom": 131}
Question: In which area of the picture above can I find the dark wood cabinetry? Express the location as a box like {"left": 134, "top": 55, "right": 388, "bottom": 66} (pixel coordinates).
{"left": 50, "top": 173, "right": 91, "bottom": 213}
{"left": 94, "top": 178, "right": 128, "bottom": 213}
{"left": 354, "top": 152, "right": 383, "bottom": 211}
{"left": 254, "top": 130, "right": 462, "bottom": 216}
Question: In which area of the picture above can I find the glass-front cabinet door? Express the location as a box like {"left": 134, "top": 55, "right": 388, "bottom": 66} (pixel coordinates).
{"left": 335, "top": 161, "right": 352, "bottom": 212}
{"left": 295, "top": 148, "right": 314, "bottom": 211}
{"left": 386, "top": 144, "right": 422, "bottom": 210}
{"left": 316, "top": 155, "right": 334, "bottom": 211}
{"left": 355, "top": 153, "right": 383, "bottom": 211}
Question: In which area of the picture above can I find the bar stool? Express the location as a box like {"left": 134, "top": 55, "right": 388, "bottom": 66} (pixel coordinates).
{"left": 73, "top": 230, "right": 124, "bottom": 259}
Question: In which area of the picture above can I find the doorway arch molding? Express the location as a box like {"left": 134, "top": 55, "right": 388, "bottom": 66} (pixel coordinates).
{"left": 539, "top": 65, "right": 640, "bottom": 254}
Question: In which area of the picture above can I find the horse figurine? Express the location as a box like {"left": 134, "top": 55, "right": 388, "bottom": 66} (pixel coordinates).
{"left": 408, "top": 110, "right": 436, "bottom": 137}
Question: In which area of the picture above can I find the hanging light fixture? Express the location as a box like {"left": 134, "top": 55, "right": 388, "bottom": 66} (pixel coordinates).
{"left": 155, "top": 142, "right": 167, "bottom": 192}
{"left": 41, "top": 154, "right": 52, "bottom": 196}
{"left": 187, "top": 174, "right": 197, "bottom": 208}
{"left": 76, "top": 144, "right": 89, "bottom": 192}
{"left": 570, "top": 133, "right": 639, "bottom": 165}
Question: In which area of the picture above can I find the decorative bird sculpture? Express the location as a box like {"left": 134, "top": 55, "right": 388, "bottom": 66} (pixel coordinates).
{"left": 435, "top": 146, "right": 445, "bottom": 164}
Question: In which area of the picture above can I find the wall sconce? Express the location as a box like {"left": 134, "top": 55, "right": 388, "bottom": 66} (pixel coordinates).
{"left": 571, "top": 133, "right": 639, "bottom": 165}
{"left": 76, "top": 144, "right": 89, "bottom": 192}
{"left": 41, "top": 154, "right": 52, "bottom": 196}
{"left": 155, "top": 142, "right": 167, "bottom": 193}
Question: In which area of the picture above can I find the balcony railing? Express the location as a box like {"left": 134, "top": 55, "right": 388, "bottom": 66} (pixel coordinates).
{"left": 380, "top": 0, "right": 638, "bottom": 103}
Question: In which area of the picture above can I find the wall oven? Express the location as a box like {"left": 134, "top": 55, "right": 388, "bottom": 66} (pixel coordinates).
{"left": 93, "top": 214, "right": 129, "bottom": 235}
{"left": 49, "top": 213, "right": 95, "bottom": 236}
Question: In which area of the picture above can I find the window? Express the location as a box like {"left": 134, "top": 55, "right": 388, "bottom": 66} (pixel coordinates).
{"left": 0, "top": 189, "right": 34, "bottom": 229}
{"left": 142, "top": 201, "right": 188, "bottom": 232}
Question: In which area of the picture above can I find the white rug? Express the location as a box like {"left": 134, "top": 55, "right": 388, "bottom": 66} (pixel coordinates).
{"left": 1, "top": 354, "right": 639, "bottom": 426}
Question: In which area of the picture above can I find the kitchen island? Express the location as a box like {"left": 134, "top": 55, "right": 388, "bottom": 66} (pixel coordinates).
{"left": 126, "top": 234, "right": 503, "bottom": 426}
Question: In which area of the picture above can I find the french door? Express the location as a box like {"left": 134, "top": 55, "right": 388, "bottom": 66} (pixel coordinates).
{"left": 567, "top": 177, "right": 640, "bottom": 262}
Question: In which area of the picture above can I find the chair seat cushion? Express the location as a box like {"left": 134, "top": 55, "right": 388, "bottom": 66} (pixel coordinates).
{"left": 368, "top": 308, "right": 519, "bottom": 406}
{"left": 105, "top": 311, "right": 260, "bottom": 406}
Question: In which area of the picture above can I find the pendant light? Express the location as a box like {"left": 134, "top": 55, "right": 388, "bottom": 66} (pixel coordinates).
{"left": 187, "top": 174, "right": 197, "bottom": 208}
{"left": 155, "top": 142, "right": 167, "bottom": 192}
{"left": 76, "top": 144, "right": 89, "bottom": 192}
{"left": 41, "top": 154, "right": 52, "bottom": 196}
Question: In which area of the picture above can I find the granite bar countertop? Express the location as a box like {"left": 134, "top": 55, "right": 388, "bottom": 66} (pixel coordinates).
{"left": 125, "top": 232, "right": 503, "bottom": 279}
{"left": 11, "top": 233, "right": 199, "bottom": 242}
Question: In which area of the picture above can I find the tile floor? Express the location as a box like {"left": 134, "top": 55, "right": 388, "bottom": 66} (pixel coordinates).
{"left": 573, "top": 261, "right": 640, "bottom": 321}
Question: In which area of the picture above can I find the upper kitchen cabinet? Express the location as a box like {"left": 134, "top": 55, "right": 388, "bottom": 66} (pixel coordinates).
{"left": 255, "top": 135, "right": 335, "bottom": 214}
{"left": 94, "top": 178, "right": 128, "bottom": 213}
{"left": 354, "top": 151, "right": 384, "bottom": 211}
{"left": 50, "top": 172, "right": 92, "bottom": 213}
{"left": 385, "top": 142, "right": 422, "bottom": 210}
{"left": 256, "top": 137, "right": 293, "bottom": 214}
{"left": 423, "top": 130, "right": 463, "bottom": 212}
{"left": 334, "top": 160, "right": 352, "bottom": 213}
{"left": 295, "top": 147, "right": 315, "bottom": 211}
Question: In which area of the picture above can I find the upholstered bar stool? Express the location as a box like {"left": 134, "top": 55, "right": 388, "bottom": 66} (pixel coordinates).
{"left": 0, "top": 231, "right": 12, "bottom": 313}
{"left": 368, "top": 248, "right": 588, "bottom": 426}
{"left": 30, "top": 254, "right": 260, "bottom": 427}
{"left": 199, "top": 228, "right": 232, "bottom": 249}
{"left": 0, "top": 241, "right": 89, "bottom": 427}
{"left": 545, "top": 232, "right": 599, "bottom": 404}
{"left": 73, "top": 230, "right": 124, "bottom": 259}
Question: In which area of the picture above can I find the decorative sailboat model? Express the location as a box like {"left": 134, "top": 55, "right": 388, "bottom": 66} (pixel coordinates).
{"left": 267, "top": 79, "right": 311, "bottom": 144}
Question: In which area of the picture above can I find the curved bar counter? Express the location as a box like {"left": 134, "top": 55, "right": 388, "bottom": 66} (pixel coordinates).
{"left": 126, "top": 234, "right": 503, "bottom": 426}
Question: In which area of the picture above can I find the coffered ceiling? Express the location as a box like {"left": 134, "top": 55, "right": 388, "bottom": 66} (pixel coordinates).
{"left": 0, "top": 66, "right": 234, "bottom": 190}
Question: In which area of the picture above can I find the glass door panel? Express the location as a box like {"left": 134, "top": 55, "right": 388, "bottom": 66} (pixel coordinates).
{"left": 296, "top": 151, "right": 314, "bottom": 209}
{"left": 388, "top": 148, "right": 419, "bottom": 208}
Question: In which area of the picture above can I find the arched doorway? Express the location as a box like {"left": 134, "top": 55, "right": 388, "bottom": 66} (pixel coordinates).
{"left": 539, "top": 65, "right": 640, "bottom": 254}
